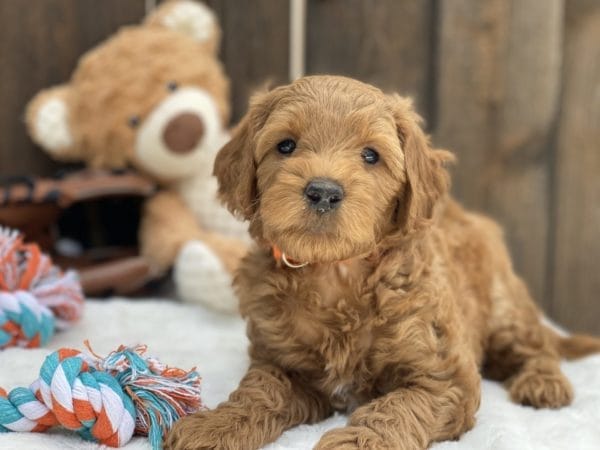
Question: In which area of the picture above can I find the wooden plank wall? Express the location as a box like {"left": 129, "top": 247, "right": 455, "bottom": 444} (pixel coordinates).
{"left": 434, "top": 0, "right": 564, "bottom": 316}
{"left": 552, "top": 0, "right": 600, "bottom": 333}
{"left": 202, "top": 0, "right": 290, "bottom": 121}
{"left": 0, "top": 0, "right": 146, "bottom": 176}
{"left": 0, "top": 0, "right": 598, "bottom": 333}
{"left": 306, "top": 0, "right": 435, "bottom": 123}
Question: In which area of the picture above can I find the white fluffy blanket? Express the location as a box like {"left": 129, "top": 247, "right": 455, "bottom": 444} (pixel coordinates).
{"left": 1, "top": 299, "right": 599, "bottom": 450}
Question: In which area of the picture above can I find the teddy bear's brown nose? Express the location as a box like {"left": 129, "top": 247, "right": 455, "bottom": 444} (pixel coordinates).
{"left": 162, "top": 113, "right": 204, "bottom": 154}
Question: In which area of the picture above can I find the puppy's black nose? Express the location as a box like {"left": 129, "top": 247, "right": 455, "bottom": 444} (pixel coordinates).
{"left": 304, "top": 178, "right": 344, "bottom": 213}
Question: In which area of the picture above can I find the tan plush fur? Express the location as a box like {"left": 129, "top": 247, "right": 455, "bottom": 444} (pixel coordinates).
{"left": 24, "top": 2, "right": 250, "bottom": 309}
{"left": 165, "top": 75, "right": 600, "bottom": 450}
{"left": 25, "top": 27, "right": 229, "bottom": 169}
{"left": 139, "top": 191, "right": 246, "bottom": 273}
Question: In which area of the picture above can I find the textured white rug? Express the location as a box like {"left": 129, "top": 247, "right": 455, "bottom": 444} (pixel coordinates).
{"left": 1, "top": 299, "right": 599, "bottom": 450}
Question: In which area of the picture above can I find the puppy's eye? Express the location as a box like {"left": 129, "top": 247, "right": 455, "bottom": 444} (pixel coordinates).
{"left": 361, "top": 148, "right": 379, "bottom": 164}
{"left": 167, "top": 81, "right": 179, "bottom": 92}
{"left": 277, "top": 139, "right": 296, "bottom": 155}
{"left": 128, "top": 115, "right": 141, "bottom": 128}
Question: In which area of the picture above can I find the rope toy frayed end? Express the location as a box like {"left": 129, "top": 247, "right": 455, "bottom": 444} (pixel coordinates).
{"left": 0, "top": 342, "right": 202, "bottom": 449}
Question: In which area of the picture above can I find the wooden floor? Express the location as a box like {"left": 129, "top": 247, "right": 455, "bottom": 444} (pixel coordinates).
{"left": 0, "top": 0, "right": 598, "bottom": 333}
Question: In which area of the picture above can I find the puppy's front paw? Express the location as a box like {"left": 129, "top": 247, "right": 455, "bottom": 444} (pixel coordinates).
{"left": 314, "top": 426, "right": 387, "bottom": 450}
{"left": 164, "top": 411, "right": 215, "bottom": 450}
{"left": 164, "top": 410, "right": 244, "bottom": 450}
{"left": 509, "top": 369, "right": 573, "bottom": 408}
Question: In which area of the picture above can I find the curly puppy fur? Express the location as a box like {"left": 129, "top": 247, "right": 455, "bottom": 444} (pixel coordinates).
{"left": 165, "top": 75, "right": 600, "bottom": 450}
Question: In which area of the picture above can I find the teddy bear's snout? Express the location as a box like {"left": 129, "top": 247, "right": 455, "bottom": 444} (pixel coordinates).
{"left": 162, "top": 112, "right": 205, "bottom": 154}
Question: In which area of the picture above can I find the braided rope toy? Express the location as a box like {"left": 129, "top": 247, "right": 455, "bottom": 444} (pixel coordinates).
{"left": 0, "top": 227, "right": 84, "bottom": 349}
{"left": 0, "top": 342, "right": 202, "bottom": 449}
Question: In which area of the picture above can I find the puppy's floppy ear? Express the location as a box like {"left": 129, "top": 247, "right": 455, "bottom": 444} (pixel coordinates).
{"left": 213, "top": 89, "right": 281, "bottom": 221}
{"left": 388, "top": 94, "right": 454, "bottom": 232}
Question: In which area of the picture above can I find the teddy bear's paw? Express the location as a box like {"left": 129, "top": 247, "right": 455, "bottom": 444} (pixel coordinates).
{"left": 174, "top": 240, "right": 238, "bottom": 314}
{"left": 161, "top": 1, "right": 217, "bottom": 43}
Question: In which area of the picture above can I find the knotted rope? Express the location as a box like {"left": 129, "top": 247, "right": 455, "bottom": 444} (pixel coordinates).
{"left": 0, "top": 227, "right": 83, "bottom": 348}
{"left": 0, "top": 343, "right": 202, "bottom": 449}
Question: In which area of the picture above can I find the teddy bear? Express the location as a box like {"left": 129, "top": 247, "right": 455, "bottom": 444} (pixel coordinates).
{"left": 24, "top": 0, "right": 249, "bottom": 313}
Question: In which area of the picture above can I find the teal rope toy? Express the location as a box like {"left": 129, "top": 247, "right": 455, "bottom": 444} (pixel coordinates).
{"left": 0, "top": 342, "right": 202, "bottom": 449}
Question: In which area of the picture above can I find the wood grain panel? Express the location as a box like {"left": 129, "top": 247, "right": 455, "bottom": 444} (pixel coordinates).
{"left": 203, "top": 0, "right": 290, "bottom": 121}
{"left": 0, "top": 0, "right": 146, "bottom": 176}
{"left": 551, "top": 0, "right": 600, "bottom": 333}
{"left": 434, "top": 0, "right": 563, "bottom": 312}
{"left": 305, "top": 0, "right": 435, "bottom": 123}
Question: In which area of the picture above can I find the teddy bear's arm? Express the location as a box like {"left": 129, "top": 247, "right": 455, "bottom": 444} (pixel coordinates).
{"left": 190, "top": 227, "right": 248, "bottom": 274}
{"left": 140, "top": 190, "right": 248, "bottom": 274}
{"left": 140, "top": 190, "right": 206, "bottom": 273}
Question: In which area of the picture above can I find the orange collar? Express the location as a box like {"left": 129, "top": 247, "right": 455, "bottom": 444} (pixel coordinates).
{"left": 271, "top": 245, "right": 376, "bottom": 269}
{"left": 272, "top": 245, "right": 309, "bottom": 269}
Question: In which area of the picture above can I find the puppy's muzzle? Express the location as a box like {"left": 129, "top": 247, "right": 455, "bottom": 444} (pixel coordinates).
{"left": 304, "top": 178, "right": 344, "bottom": 214}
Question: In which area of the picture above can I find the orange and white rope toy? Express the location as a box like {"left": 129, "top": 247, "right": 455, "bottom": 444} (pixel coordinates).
{"left": 0, "top": 343, "right": 203, "bottom": 449}
{"left": 0, "top": 227, "right": 84, "bottom": 348}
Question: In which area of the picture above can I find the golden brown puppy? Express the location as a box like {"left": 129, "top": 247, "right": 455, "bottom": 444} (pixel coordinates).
{"left": 165, "top": 75, "right": 600, "bottom": 450}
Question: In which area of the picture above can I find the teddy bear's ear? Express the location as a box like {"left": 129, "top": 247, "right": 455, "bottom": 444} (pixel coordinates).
{"left": 145, "top": 1, "right": 221, "bottom": 54}
{"left": 25, "top": 85, "right": 80, "bottom": 161}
